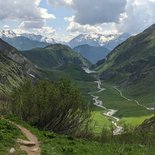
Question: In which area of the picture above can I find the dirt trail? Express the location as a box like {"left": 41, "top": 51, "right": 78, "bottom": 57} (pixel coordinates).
{"left": 15, "top": 123, "right": 41, "bottom": 155}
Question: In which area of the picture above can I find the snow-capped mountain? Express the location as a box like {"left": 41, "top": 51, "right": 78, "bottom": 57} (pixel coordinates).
{"left": 0, "top": 30, "right": 57, "bottom": 50}
{"left": 0, "top": 30, "right": 56, "bottom": 44}
{"left": 69, "top": 33, "right": 131, "bottom": 50}
{"left": 0, "top": 30, "right": 17, "bottom": 38}
{"left": 21, "top": 33, "right": 56, "bottom": 44}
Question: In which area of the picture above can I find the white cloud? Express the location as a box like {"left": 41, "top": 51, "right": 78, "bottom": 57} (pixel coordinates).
{"left": 73, "top": 0, "right": 127, "bottom": 25}
{"left": 0, "top": 0, "right": 55, "bottom": 21}
{"left": 65, "top": 16, "right": 118, "bottom": 35}
{"left": 33, "top": 26, "right": 56, "bottom": 37}
{"left": 47, "top": 0, "right": 72, "bottom": 6}
{"left": 49, "top": 0, "right": 155, "bottom": 36}
{"left": 117, "top": 0, "right": 155, "bottom": 34}
{"left": 0, "top": 0, "right": 57, "bottom": 38}
{"left": 14, "top": 26, "right": 56, "bottom": 38}
{"left": 49, "top": 0, "right": 127, "bottom": 25}
{"left": 19, "top": 20, "right": 45, "bottom": 29}
{"left": 3, "top": 25, "right": 10, "bottom": 29}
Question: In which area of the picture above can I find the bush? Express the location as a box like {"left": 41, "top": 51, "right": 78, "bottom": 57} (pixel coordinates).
{"left": 11, "top": 79, "right": 91, "bottom": 135}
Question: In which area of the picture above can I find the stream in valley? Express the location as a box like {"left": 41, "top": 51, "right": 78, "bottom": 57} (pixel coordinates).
{"left": 83, "top": 67, "right": 123, "bottom": 135}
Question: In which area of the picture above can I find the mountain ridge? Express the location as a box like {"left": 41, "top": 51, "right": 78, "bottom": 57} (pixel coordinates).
{"left": 69, "top": 33, "right": 131, "bottom": 50}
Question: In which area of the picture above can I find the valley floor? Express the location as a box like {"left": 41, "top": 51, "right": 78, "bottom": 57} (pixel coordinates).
{"left": 89, "top": 80, "right": 154, "bottom": 134}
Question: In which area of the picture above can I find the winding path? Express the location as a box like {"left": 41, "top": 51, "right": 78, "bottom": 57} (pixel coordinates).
{"left": 10, "top": 121, "right": 41, "bottom": 155}
{"left": 16, "top": 124, "right": 40, "bottom": 155}
{"left": 113, "top": 86, "right": 154, "bottom": 111}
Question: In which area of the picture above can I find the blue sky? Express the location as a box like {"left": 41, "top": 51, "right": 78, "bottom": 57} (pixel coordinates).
{"left": 0, "top": 0, "right": 155, "bottom": 41}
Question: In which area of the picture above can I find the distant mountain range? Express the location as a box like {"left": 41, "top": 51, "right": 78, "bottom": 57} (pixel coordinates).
{"left": 0, "top": 30, "right": 56, "bottom": 44}
{"left": 0, "top": 30, "right": 131, "bottom": 67}
{"left": 0, "top": 30, "right": 131, "bottom": 52}
{"left": 0, "top": 30, "right": 55, "bottom": 50}
{"left": 74, "top": 44, "right": 109, "bottom": 64}
{"left": 69, "top": 33, "right": 131, "bottom": 50}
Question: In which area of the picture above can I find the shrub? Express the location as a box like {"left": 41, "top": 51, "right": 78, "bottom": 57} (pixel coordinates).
{"left": 11, "top": 79, "right": 91, "bottom": 135}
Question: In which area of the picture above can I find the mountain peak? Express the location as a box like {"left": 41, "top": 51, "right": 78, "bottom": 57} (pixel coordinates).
{"left": 21, "top": 33, "right": 56, "bottom": 44}
{"left": 0, "top": 29, "right": 16, "bottom": 38}
{"left": 69, "top": 33, "right": 131, "bottom": 49}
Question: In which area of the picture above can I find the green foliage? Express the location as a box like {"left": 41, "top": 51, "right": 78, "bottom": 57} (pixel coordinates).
{"left": 11, "top": 79, "right": 91, "bottom": 135}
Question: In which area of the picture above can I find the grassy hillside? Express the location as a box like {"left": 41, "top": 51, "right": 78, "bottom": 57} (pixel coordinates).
{"left": 39, "top": 64, "right": 95, "bottom": 82}
{"left": 96, "top": 24, "right": 155, "bottom": 104}
{"left": 22, "top": 44, "right": 91, "bottom": 70}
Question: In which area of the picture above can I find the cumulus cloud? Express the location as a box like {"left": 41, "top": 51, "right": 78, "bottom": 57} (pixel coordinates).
{"left": 72, "top": 0, "right": 127, "bottom": 25}
{"left": 0, "top": 0, "right": 55, "bottom": 20}
{"left": 14, "top": 26, "right": 56, "bottom": 38}
{"left": 49, "top": 0, "right": 155, "bottom": 35}
{"left": 117, "top": 0, "right": 155, "bottom": 34}
{"left": 33, "top": 26, "right": 56, "bottom": 36}
{"left": 64, "top": 16, "right": 103, "bottom": 34}
{"left": 64, "top": 16, "right": 118, "bottom": 35}
{"left": 0, "top": 0, "right": 57, "bottom": 38}
{"left": 49, "top": 0, "right": 127, "bottom": 25}
{"left": 19, "top": 20, "right": 45, "bottom": 29}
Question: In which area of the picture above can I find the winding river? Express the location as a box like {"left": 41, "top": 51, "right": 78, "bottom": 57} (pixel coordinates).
{"left": 92, "top": 80, "right": 124, "bottom": 135}
{"left": 83, "top": 68, "right": 123, "bottom": 135}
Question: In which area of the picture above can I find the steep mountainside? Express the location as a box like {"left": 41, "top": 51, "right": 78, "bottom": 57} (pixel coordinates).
{"left": 0, "top": 39, "right": 38, "bottom": 94}
{"left": 22, "top": 44, "right": 91, "bottom": 70}
{"left": 74, "top": 44, "right": 109, "bottom": 64}
{"left": 97, "top": 24, "right": 155, "bottom": 104}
